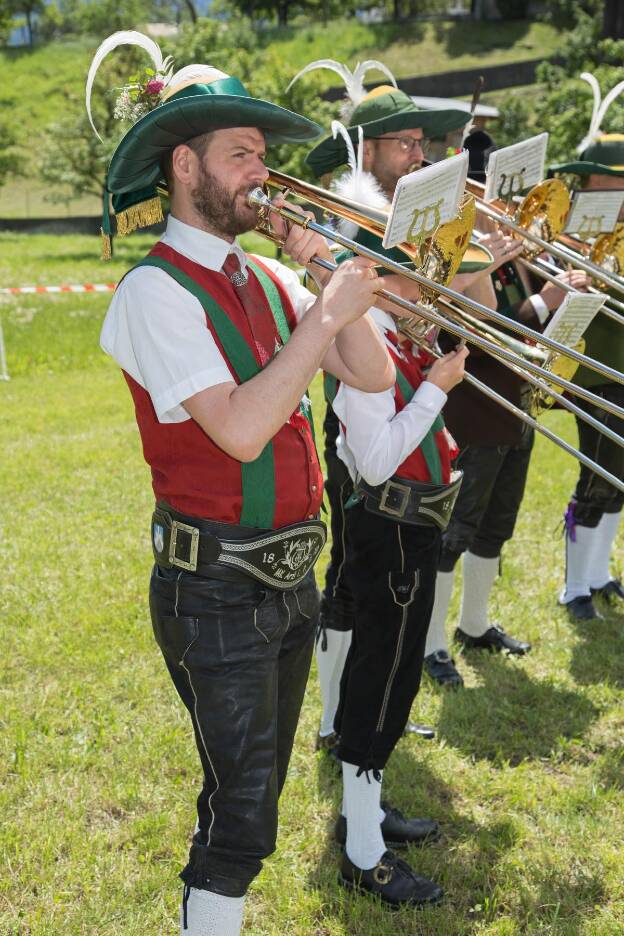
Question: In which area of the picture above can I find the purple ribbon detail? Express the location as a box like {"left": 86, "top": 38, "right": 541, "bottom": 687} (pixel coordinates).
{"left": 564, "top": 502, "right": 577, "bottom": 542}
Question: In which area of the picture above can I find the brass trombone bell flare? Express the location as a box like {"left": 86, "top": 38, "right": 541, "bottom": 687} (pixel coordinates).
{"left": 513, "top": 179, "right": 571, "bottom": 260}
{"left": 590, "top": 222, "right": 624, "bottom": 283}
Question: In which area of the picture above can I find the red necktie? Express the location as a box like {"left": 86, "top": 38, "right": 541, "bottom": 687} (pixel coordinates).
{"left": 222, "top": 252, "right": 279, "bottom": 366}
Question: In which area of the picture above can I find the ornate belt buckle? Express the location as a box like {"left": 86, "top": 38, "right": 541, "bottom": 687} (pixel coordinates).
{"left": 379, "top": 480, "right": 411, "bottom": 518}
{"left": 373, "top": 861, "right": 393, "bottom": 885}
{"left": 169, "top": 520, "right": 199, "bottom": 571}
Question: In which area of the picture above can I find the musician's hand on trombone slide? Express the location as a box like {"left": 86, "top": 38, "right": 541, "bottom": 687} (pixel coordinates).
{"left": 319, "top": 256, "right": 386, "bottom": 330}
{"left": 426, "top": 346, "right": 470, "bottom": 394}
{"left": 268, "top": 192, "right": 334, "bottom": 284}
{"left": 538, "top": 269, "right": 591, "bottom": 311}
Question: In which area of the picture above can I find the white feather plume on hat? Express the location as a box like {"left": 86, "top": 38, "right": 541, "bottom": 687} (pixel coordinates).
{"left": 577, "top": 71, "right": 624, "bottom": 154}
{"left": 286, "top": 58, "right": 398, "bottom": 121}
{"left": 86, "top": 31, "right": 174, "bottom": 141}
{"left": 86, "top": 31, "right": 232, "bottom": 143}
{"left": 329, "top": 120, "right": 388, "bottom": 239}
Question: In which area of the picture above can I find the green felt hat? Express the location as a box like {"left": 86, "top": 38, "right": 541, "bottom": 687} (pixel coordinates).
{"left": 341, "top": 227, "right": 493, "bottom": 276}
{"left": 548, "top": 133, "right": 624, "bottom": 179}
{"left": 106, "top": 75, "right": 322, "bottom": 197}
{"left": 87, "top": 32, "right": 322, "bottom": 257}
{"left": 306, "top": 85, "right": 470, "bottom": 177}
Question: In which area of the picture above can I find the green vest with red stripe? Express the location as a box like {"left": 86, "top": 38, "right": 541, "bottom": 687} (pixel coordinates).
{"left": 123, "top": 242, "right": 323, "bottom": 529}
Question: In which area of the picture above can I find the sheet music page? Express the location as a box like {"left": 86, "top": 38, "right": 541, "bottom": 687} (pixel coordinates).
{"left": 564, "top": 190, "right": 624, "bottom": 236}
{"left": 542, "top": 292, "right": 605, "bottom": 347}
{"left": 383, "top": 152, "right": 468, "bottom": 250}
{"left": 484, "top": 133, "right": 549, "bottom": 202}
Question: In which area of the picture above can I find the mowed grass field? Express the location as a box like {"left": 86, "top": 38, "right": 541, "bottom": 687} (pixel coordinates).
{"left": 1, "top": 232, "right": 623, "bottom": 935}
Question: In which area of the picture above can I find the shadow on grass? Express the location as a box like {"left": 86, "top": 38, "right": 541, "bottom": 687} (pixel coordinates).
{"left": 435, "top": 654, "right": 598, "bottom": 766}
{"left": 310, "top": 749, "right": 518, "bottom": 934}
{"left": 567, "top": 605, "right": 624, "bottom": 688}
{"left": 527, "top": 868, "right": 607, "bottom": 935}
{"left": 432, "top": 17, "right": 531, "bottom": 58}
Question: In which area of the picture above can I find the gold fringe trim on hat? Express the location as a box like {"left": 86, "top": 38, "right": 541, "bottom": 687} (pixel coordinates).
{"left": 116, "top": 196, "right": 164, "bottom": 237}
{"left": 101, "top": 228, "right": 112, "bottom": 261}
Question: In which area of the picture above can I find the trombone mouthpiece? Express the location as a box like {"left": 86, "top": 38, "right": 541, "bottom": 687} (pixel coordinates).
{"left": 247, "top": 187, "right": 271, "bottom": 209}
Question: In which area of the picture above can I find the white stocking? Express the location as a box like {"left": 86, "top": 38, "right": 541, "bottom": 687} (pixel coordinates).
{"left": 424, "top": 569, "right": 455, "bottom": 656}
{"left": 459, "top": 552, "right": 499, "bottom": 637}
{"left": 316, "top": 627, "right": 352, "bottom": 737}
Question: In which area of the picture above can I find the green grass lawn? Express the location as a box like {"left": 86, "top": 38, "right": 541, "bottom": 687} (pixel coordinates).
{"left": 1, "top": 234, "right": 623, "bottom": 935}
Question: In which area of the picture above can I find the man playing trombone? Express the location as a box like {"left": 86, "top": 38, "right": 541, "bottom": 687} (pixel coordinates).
{"left": 89, "top": 34, "right": 395, "bottom": 936}
{"left": 550, "top": 121, "right": 624, "bottom": 620}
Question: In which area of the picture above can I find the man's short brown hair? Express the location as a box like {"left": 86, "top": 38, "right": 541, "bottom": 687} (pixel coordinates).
{"left": 160, "top": 131, "right": 215, "bottom": 194}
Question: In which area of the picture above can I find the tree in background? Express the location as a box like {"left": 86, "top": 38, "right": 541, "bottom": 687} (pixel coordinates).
{"left": 493, "top": 1, "right": 623, "bottom": 163}
{"left": 0, "top": 100, "right": 19, "bottom": 186}
{"left": 602, "top": 0, "right": 624, "bottom": 39}
{"left": 8, "top": 0, "right": 45, "bottom": 46}
{"left": 39, "top": 58, "right": 127, "bottom": 205}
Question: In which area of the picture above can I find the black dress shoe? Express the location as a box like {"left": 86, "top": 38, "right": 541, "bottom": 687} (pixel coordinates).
{"left": 591, "top": 578, "right": 624, "bottom": 604}
{"left": 564, "top": 595, "right": 603, "bottom": 620}
{"left": 403, "top": 721, "right": 436, "bottom": 739}
{"left": 335, "top": 802, "right": 440, "bottom": 849}
{"left": 455, "top": 624, "right": 531, "bottom": 655}
{"left": 339, "top": 850, "right": 443, "bottom": 908}
{"left": 315, "top": 730, "right": 341, "bottom": 765}
{"left": 424, "top": 650, "right": 464, "bottom": 688}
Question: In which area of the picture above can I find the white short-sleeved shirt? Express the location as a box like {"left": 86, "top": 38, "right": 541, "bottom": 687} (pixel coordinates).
{"left": 100, "top": 215, "right": 316, "bottom": 423}
{"left": 333, "top": 308, "right": 447, "bottom": 487}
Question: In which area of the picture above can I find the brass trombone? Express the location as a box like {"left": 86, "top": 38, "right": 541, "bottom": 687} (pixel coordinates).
{"left": 260, "top": 170, "right": 624, "bottom": 398}
{"left": 464, "top": 175, "right": 624, "bottom": 307}
{"left": 247, "top": 179, "right": 624, "bottom": 495}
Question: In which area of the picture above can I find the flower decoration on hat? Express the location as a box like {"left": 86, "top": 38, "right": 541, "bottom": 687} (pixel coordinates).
{"left": 86, "top": 30, "right": 174, "bottom": 142}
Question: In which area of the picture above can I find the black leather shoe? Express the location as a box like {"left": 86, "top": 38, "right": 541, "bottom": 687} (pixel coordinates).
{"left": 339, "top": 850, "right": 443, "bottom": 908}
{"left": 424, "top": 650, "right": 464, "bottom": 688}
{"left": 403, "top": 721, "right": 436, "bottom": 739}
{"left": 455, "top": 624, "right": 531, "bottom": 655}
{"left": 591, "top": 578, "right": 624, "bottom": 604}
{"left": 335, "top": 802, "right": 440, "bottom": 849}
{"left": 564, "top": 595, "right": 603, "bottom": 620}
{"left": 315, "top": 731, "right": 341, "bottom": 765}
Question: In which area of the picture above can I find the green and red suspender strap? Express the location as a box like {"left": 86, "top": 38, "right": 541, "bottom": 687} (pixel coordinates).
{"left": 394, "top": 364, "right": 444, "bottom": 484}
{"left": 135, "top": 254, "right": 315, "bottom": 528}
{"left": 324, "top": 373, "right": 338, "bottom": 406}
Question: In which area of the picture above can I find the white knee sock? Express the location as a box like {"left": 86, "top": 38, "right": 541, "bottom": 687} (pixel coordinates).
{"left": 316, "top": 628, "right": 352, "bottom": 737}
{"left": 459, "top": 552, "right": 499, "bottom": 637}
{"left": 587, "top": 511, "right": 622, "bottom": 590}
{"left": 180, "top": 888, "right": 245, "bottom": 936}
{"left": 560, "top": 524, "right": 596, "bottom": 602}
{"left": 342, "top": 761, "right": 386, "bottom": 870}
{"left": 425, "top": 569, "right": 455, "bottom": 656}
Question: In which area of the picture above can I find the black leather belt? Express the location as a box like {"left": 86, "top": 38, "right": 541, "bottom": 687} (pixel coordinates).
{"left": 151, "top": 503, "right": 326, "bottom": 591}
{"left": 357, "top": 471, "right": 463, "bottom": 530}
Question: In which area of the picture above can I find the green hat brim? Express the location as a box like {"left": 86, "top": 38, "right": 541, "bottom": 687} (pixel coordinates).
{"left": 107, "top": 94, "right": 322, "bottom": 195}
{"left": 306, "top": 108, "right": 469, "bottom": 177}
{"left": 548, "top": 160, "right": 624, "bottom": 179}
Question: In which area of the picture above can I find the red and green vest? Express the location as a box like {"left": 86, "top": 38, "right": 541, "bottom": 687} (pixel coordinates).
{"left": 123, "top": 242, "right": 323, "bottom": 529}
{"left": 325, "top": 330, "right": 455, "bottom": 485}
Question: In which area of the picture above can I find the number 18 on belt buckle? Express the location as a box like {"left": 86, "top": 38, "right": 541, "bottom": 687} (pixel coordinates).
{"left": 169, "top": 520, "right": 200, "bottom": 571}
